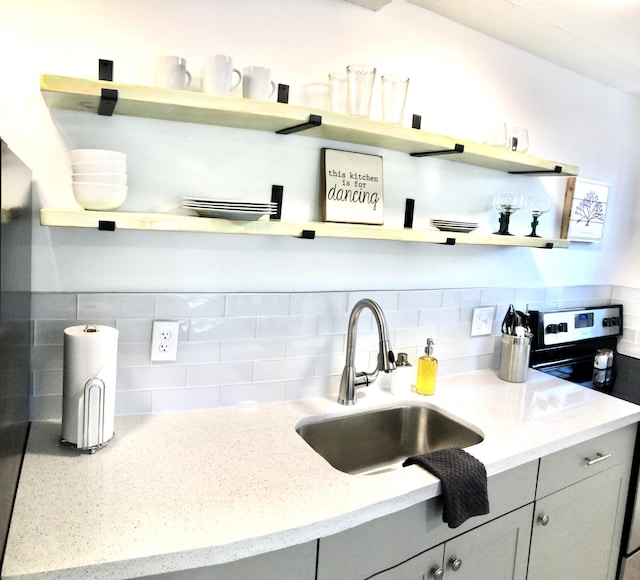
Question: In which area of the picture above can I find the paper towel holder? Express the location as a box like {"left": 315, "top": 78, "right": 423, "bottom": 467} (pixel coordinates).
{"left": 61, "top": 376, "right": 113, "bottom": 454}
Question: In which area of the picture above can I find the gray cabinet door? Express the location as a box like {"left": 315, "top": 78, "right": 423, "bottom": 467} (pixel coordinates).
{"left": 528, "top": 463, "right": 630, "bottom": 580}
{"left": 443, "top": 504, "right": 533, "bottom": 580}
{"left": 371, "top": 545, "right": 444, "bottom": 580}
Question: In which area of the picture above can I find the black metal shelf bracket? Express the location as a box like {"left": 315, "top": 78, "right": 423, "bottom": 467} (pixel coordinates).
{"left": 98, "top": 88, "right": 118, "bottom": 116}
{"left": 277, "top": 84, "right": 289, "bottom": 104}
{"left": 300, "top": 230, "right": 316, "bottom": 239}
{"left": 98, "top": 59, "right": 114, "bottom": 82}
{"left": 412, "top": 114, "right": 422, "bottom": 130}
{"left": 98, "top": 220, "right": 116, "bottom": 231}
{"left": 509, "top": 166, "right": 563, "bottom": 175}
{"left": 411, "top": 143, "right": 464, "bottom": 158}
{"left": 404, "top": 198, "right": 415, "bottom": 229}
{"left": 270, "top": 185, "right": 283, "bottom": 220}
{"left": 276, "top": 114, "right": 322, "bottom": 135}
{"left": 545, "top": 242, "right": 554, "bottom": 249}
{"left": 443, "top": 237, "right": 456, "bottom": 245}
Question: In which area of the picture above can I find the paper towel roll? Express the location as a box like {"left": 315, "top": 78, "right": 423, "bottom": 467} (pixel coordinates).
{"left": 61, "top": 324, "right": 118, "bottom": 450}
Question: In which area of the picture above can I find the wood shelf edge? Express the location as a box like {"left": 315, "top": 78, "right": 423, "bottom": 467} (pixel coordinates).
{"left": 39, "top": 208, "right": 570, "bottom": 249}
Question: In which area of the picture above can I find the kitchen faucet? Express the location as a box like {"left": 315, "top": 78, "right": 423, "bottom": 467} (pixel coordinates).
{"left": 337, "top": 298, "right": 396, "bottom": 405}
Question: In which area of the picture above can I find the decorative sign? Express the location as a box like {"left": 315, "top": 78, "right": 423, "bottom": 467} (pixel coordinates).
{"left": 561, "top": 177, "right": 609, "bottom": 242}
{"left": 321, "top": 148, "right": 383, "bottom": 225}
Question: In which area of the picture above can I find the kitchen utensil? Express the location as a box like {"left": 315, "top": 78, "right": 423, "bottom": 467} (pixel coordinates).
{"left": 381, "top": 74, "right": 409, "bottom": 124}
{"left": 71, "top": 161, "right": 127, "bottom": 174}
{"left": 202, "top": 54, "right": 242, "bottom": 95}
{"left": 242, "top": 66, "right": 276, "bottom": 99}
{"left": 347, "top": 64, "right": 376, "bottom": 117}
{"left": 524, "top": 192, "right": 552, "bottom": 237}
{"left": 72, "top": 183, "right": 127, "bottom": 211}
{"left": 156, "top": 56, "right": 192, "bottom": 90}
{"left": 493, "top": 193, "right": 522, "bottom": 235}
{"left": 328, "top": 72, "right": 348, "bottom": 114}
{"left": 71, "top": 173, "right": 127, "bottom": 185}
{"left": 70, "top": 149, "right": 126, "bottom": 164}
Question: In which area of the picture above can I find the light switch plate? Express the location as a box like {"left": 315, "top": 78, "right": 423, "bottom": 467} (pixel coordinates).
{"left": 471, "top": 306, "right": 495, "bottom": 337}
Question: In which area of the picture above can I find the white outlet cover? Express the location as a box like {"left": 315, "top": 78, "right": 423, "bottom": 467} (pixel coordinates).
{"left": 151, "top": 320, "right": 180, "bottom": 361}
{"left": 471, "top": 306, "right": 495, "bottom": 337}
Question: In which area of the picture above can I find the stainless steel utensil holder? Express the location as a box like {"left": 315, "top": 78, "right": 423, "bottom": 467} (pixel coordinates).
{"left": 498, "top": 333, "right": 532, "bottom": 383}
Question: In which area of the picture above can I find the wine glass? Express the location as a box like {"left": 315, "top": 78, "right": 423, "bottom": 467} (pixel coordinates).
{"left": 493, "top": 193, "right": 523, "bottom": 235}
{"left": 524, "top": 192, "right": 552, "bottom": 237}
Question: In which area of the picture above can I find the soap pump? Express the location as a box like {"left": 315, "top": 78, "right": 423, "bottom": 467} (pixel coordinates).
{"left": 416, "top": 338, "right": 438, "bottom": 395}
{"left": 391, "top": 352, "right": 413, "bottom": 397}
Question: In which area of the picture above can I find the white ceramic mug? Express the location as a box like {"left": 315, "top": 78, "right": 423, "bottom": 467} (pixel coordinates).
{"left": 242, "top": 66, "right": 276, "bottom": 100}
{"left": 202, "top": 55, "right": 242, "bottom": 95}
{"left": 156, "top": 56, "right": 192, "bottom": 90}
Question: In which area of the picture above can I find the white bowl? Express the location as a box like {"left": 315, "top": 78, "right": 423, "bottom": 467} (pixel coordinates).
{"left": 70, "top": 149, "right": 127, "bottom": 163}
{"left": 71, "top": 161, "right": 127, "bottom": 174}
{"left": 72, "top": 182, "right": 128, "bottom": 211}
{"left": 72, "top": 173, "right": 128, "bottom": 185}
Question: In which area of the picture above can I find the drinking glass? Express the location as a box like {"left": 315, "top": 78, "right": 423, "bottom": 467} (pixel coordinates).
{"left": 493, "top": 193, "right": 523, "bottom": 235}
{"left": 347, "top": 64, "right": 376, "bottom": 117}
{"left": 507, "top": 127, "right": 529, "bottom": 152}
{"left": 524, "top": 192, "right": 551, "bottom": 237}
{"left": 381, "top": 75, "right": 409, "bottom": 124}
{"left": 329, "top": 73, "right": 348, "bottom": 114}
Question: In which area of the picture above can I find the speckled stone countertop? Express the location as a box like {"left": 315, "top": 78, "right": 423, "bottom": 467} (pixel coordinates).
{"left": 4, "top": 369, "right": 640, "bottom": 579}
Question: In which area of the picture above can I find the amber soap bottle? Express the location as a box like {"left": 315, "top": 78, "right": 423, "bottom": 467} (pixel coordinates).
{"left": 416, "top": 338, "right": 438, "bottom": 395}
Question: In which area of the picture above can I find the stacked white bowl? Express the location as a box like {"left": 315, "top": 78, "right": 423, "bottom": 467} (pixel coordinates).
{"left": 70, "top": 149, "right": 128, "bottom": 211}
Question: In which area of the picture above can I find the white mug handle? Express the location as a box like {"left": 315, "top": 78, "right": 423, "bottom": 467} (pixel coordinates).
{"left": 230, "top": 69, "right": 242, "bottom": 92}
{"left": 184, "top": 70, "right": 192, "bottom": 89}
{"left": 268, "top": 80, "right": 276, "bottom": 98}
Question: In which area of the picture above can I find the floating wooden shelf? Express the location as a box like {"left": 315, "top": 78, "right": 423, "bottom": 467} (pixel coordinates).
{"left": 40, "top": 208, "right": 570, "bottom": 249}
{"left": 40, "top": 74, "right": 579, "bottom": 176}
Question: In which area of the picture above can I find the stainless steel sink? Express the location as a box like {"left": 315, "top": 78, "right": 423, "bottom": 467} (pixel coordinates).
{"left": 296, "top": 403, "right": 484, "bottom": 476}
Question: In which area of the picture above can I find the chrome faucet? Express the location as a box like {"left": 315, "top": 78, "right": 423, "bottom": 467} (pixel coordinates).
{"left": 337, "top": 298, "right": 396, "bottom": 405}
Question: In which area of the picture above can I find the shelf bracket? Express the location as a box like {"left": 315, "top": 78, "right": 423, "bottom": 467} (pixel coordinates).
{"left": 411, "top": 143, "right": 464, "bottom": 158}
{"left": 509, "top": 166, "right": 563, "bottom": 175}
{"left": 270, "top": 185, "right": 283, "bottom": 220}
{"left": 98, "top": 59, "right": 114, "bottom": 81}
{"left": 98, "top": 88, "right": 118, "bottom": 116}
{"left": 442, "top": 237, "right": 456, "bottom": 245}
{"left": 404, "top": 198, "right": 415, "bottom": 229}
{"left": 98, "top": 220, "right": 116, "bottom": 231}
{"left": 276, "top": 114, "right": 322, "bottom": 135}
{"left": 412, "top": 114, "right": 422, "bottom": 130}
{"left": 545, "top": 242, "right": 554, "bottom": 249}
{"left": 300, "top": 229, "right": 316, "bottom": 239}
{"left": 277, "top": 84, "right": 289, "bottom": 104}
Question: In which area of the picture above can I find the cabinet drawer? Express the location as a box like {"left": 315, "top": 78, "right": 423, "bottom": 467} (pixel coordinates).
{"left": 536, "top": 424, "right": 637, "bottom": 499}
{"left": 317, "top": 459, "right": 538, "bottom": 580}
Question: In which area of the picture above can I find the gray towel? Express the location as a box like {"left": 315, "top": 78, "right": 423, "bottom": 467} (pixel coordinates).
{"left": 403, "top": 447, "right": 490, "bottom": 528}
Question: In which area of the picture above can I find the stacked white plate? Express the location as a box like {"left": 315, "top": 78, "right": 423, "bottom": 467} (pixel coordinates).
{"left": 182, "top": 197, "right": 278, "bottom": 220}
{"left": 70, "top": 149, "right": 127, "bottom": 211}
{"left": 430, "top": 218, "right": 479, "bottom": 233}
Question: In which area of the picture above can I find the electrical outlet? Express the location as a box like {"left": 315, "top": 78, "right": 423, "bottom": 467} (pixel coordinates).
{"left": 151, "top": 320, "right": 180, "bottom": 361}
{"left": 471, "top": 306, "right": 495, "bottom": 337}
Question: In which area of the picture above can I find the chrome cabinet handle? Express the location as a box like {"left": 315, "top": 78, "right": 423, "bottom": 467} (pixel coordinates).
{"left": 448, "top": 557, "right": 463, "bottom": 571}
{"left": 585, "top": 452, "right": 612, "bottom": 466}
{"left": 431, "top": 566, "right": 444, "bottom": 579}
{"left": 538, "top": 513, "right": 550, "bottom": 526}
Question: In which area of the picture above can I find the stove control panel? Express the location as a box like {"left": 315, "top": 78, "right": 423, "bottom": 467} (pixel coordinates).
{"left": 532, "top": 305, "right": 622, "bottom": 347}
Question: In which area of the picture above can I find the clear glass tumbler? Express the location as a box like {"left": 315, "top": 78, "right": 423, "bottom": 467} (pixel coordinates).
{"left": 381, "top": 75, "right": 409, "bottom": 124}
{"left": 328, "top": 73, "right": 348, "bottom": 114}
{"left": 347, "top": 64, "right": 376, "bottom": 117}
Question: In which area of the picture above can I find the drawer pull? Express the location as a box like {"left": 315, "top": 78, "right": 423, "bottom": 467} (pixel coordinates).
{"left": 585, "top": 452, "right": 612, "bottom": 466}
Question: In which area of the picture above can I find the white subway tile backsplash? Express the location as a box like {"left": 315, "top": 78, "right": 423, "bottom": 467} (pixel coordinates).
{"left": 256, "top": 314, "right": 318, "bottom": 338}
{"left": 155, "top": 294, "right": 226, "bottom": 318}
{"left": 225, "top": 293, "right": 290, "bottom": 316}
{"left": 190, "top": 317, "right": 256, "bottom": 341}
{"left": 187, "top": 362, "right": 253, "bottom": 387}
{"left": 31, "top": 293, "right": 77, "bottom": 320}
{"left": 221, "top": 338, "right": 286, "bottom": 362}
{"left": 28, "top": 285, "right": 623, "bottom": 420}
{"left": 78, "top": 293, "right": 156, "bottom": 319}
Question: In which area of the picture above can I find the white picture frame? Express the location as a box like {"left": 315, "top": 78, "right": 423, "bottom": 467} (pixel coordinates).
{"left": 321, "top": 148, "right": 384, "bottom": 225}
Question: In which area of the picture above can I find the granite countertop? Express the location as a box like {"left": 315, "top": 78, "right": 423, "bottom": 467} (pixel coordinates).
{"left": 4, "top": 369, "right": 640, "bottom": 579}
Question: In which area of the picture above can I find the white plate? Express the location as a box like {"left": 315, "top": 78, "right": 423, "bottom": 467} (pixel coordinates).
{"left": 188, "top": 207, "right": 273, "bottom": 220}
{"left": 183, "top": 197, "right": 276, "bottom": 208}
{"left": 433, "top": 225, "right": 477, "bottom": 233}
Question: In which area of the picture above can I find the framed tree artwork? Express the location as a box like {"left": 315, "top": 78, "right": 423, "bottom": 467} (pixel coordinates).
{"left": 560, "top": 177, "right": 610, "bottom": 242}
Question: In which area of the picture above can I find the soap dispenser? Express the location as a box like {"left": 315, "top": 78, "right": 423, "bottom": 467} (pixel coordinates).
{"left": 391, "top": 352, "right": 413, "bottom": 397}
{"left": 416, "top": 338, "right": 438, "bottom": 395}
